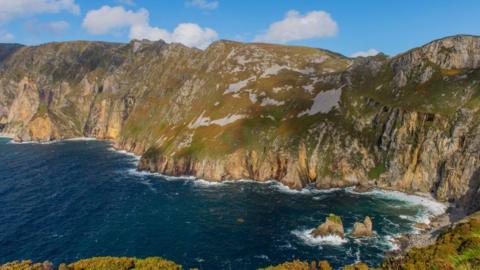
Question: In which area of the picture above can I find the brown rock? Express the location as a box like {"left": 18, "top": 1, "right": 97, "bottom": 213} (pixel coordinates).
{"left": 311, "top": 214, "right": 344, "bottom": 238}
{"left": 415, "top": 223, "right": 430, "bottom": 230}
{"left": 42, "top": 261, "right": 53, "bottom": 270}
{"left": 318, "top": 260, "right": 332, "bottom": 270}
{"left": 342, "top": 262, "right": 370, "bottom": 270}
{"left": 351, "top": 216, "right": 373, "bottom": 237}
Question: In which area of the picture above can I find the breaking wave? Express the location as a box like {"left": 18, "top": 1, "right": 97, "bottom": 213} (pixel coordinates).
{"left": 292, "top": 229, "right": 347, "bottom": 247}
{"left": 273, "top": 182, "right": 341, "bottom": 195}
{"left": 345, "top": 187, "right": 447, "bottom": 223}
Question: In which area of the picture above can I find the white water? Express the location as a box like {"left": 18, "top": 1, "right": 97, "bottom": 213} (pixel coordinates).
{"left": 291, "top": 229, "right": 348, "bottom": 247}
{"left": 345, "top": 187, "right": 447, "bottom": 224}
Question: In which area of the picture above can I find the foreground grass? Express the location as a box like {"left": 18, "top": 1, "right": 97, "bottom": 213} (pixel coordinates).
{"left": 0, "top": 257, "right": 182, "bottom": 270}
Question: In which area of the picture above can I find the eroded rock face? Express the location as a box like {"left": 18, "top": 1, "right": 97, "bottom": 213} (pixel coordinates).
{"left": 0, "top": 36, "right": 479, "bottom": 213}
{"left": 311, "top": 214, "right": 344, "bottom": 238}
{"left": 351, "top": 216, "right": 373, "bottom": 238}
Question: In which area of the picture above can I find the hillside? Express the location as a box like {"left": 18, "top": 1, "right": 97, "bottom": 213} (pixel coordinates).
{"left": 0, "top": 35, "right": 479, "bottom": 213}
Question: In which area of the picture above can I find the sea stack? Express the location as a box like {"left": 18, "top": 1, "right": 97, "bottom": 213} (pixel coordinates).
{"left": 311, "top": 214, "right": 344, "bottom": 238}
{"left": 351, "top": 216, "right": 373, "bottom": 237}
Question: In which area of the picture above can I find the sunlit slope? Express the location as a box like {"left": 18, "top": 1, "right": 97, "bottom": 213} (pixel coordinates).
{"left": 0, "top": 36, "right": 478, "bottom": 209}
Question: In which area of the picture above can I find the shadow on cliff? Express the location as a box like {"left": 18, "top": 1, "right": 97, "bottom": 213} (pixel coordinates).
{"left": 449, "top": 168, "right": 480, "bottom": 222}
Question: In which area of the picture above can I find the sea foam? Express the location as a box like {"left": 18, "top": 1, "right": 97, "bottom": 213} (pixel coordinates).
{"left": 345, "top": 187, "right": 447, "bottom": 219}
{"left": 292, "top": 229, "right": 347, "bottom": 247}
{"left": 273, "top": 182, "right": 341, "bottom": 195}
{"left": 191, "top": 179, "right": 225, "bottom": 187}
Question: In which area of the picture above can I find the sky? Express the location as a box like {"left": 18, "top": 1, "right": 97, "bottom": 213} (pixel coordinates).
{"left": 0, "top": 0, "right": 479, "bottom": 57}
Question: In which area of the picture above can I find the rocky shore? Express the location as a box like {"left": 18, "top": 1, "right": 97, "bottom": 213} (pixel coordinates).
{"left": 2, "top": 211, "right": 478, "bottom": 270}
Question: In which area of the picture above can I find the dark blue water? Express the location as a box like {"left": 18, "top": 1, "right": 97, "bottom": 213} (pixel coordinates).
{"left": 0, "top": 137, "right": 438, "bottom": 269}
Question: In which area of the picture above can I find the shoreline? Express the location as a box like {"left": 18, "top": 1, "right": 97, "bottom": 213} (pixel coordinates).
{"left": 1, "top": 135, "right": 457, "bottom": 261}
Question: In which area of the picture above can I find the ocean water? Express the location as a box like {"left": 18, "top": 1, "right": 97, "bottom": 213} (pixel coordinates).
{"left": 0, "top": 138, "right": 445, "bottom": 269}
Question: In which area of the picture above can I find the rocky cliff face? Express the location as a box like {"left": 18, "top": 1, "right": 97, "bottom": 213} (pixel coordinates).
{"left": 0, "top": 35, "right": 478, "bottom": 212}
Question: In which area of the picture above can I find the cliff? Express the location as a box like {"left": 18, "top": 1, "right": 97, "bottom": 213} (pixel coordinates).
{"left": 0, "top": 35, "right": 479, "bottom": 213}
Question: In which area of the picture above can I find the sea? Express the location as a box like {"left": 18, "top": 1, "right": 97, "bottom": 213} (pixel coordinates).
{"left": 0, "top": 137, "right": 446, "bottom": 269}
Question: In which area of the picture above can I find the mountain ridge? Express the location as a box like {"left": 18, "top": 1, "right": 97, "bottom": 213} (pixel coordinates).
{"left": 0, "top": 34, "right": 478, "bottom": 215}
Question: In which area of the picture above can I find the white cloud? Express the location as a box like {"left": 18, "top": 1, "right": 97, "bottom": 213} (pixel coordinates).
{"left": 82, "top": 6, "right": 148, "bottom": 35}
{"left": 0, "top": 0, "right": 80, "bottom": 23}
{"left": 254, "top": 10, "right": 338, "bottom": 44}
{"left": 131, "top": 23, "right": 217, "bottom": 49}
{"left": 186, "top": 0, "right": 218, "bottom": 10}
{"left": 0, "top": 30, "right": 14, "bottom": 42}
{"left": 350, "top": 49, "right": 380, "bottom": 58}
{"left": 82, "top": 5, "right": 218, "bottom": 49}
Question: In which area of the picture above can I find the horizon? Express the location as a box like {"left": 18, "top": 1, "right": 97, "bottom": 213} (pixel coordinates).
{"left": 0, "top": 1, "right": 479, "bottom": 57}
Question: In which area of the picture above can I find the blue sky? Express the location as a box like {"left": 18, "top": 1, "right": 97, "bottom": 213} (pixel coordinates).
{"left": 0, "top": 0, "right": 479, "bottom": 56}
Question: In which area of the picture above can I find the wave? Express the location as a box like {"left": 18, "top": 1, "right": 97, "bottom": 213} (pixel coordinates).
{"left": 126, "top": 168, "right": 196, "bottom": 181}
{"left": 292, "top": 229, "right": 347, "bottom": 247}
{"left": 223, "top": 179, "right": 276, "bottom": 185}
{"left": 64, "top": 137, "right": 97, "bottom": 141}
{"left": 273, "top": 182, "right": 341, "bottom": 195}
{"left": 8, "top": 139, "right": 58, "bottom": 145}
{"left": 254, "top": 254, "right": 270, "bottom": 260}
{"left": 384, "top": 234, "right": 401, "bottom": 251}
{"left": 191, "top": 179, "right": 225, "bottom": 187}
{"left": 345, "top": 187, "right": 447, "bottom": 222}
{"left": 107, "top": 147, "right": 141, "bottom": 161}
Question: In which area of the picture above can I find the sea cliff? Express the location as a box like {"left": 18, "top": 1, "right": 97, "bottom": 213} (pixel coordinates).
{"left": 0, "top": 35, "right": 478, "bottom": 214}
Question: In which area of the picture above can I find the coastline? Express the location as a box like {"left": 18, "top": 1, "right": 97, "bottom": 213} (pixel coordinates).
{"left": 0, "top": 135, "right": 456, "bottom": 262}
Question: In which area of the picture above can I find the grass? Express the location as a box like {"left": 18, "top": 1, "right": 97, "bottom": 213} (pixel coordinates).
{"left": 0, "top": 257, "right": 183, "bottom": 270}
{"left": 326, "top": 214, "right": 343, "bottom": 225}
{"left": 381, "top": 212, "right": 480, "bottom": 270}
{"left": 368, "top": 164, "right": 386, "bottom": 179}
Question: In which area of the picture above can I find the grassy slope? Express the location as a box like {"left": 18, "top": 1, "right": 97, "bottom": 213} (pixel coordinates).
{"left": 0, "top": 257, "right": 183, "bottom": 270}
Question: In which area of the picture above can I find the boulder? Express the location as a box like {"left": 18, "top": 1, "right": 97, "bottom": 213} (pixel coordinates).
{"left": 415, "top": 223, "right": 430, "bottom": 231}
{"left": 311, "top": 214, "right": 344, "bottom": 238}
{"left": 351, "top": 216, "right": 373, "bottom": 237}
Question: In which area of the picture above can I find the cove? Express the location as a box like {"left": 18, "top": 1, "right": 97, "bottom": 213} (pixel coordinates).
{"left": 0, "top": 138, "right": 445, "bottom": 269}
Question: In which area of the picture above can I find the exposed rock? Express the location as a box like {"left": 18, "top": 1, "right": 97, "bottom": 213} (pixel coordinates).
{"left": 414, "top": 223, "right": 430, "bottom": 231}
{"left": 41, "top": 261, "right": 53, "bottom": 270}
{"left": 351, "top": 216, "right": 373, "bottom": 237}
{"left": 383, "top": 211, "right": 480, "bottom": 269}
{"left": 311, "top": 214, "right": 344, "bottom": 238}
{"left": 0, "top": 35, "right": 479, "bottom": 214}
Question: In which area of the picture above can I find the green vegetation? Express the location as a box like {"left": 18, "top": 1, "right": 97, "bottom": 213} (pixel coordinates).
{"left": 326, "top": 214, "right": 343, "bottom": 225}
{"left": 381, "top": 212, "right": 480, "bottom": 270}
{"left": 368, "top": 164, "right": 386, "bottom": 180}
{"left": 260, "top": 260, "right": 332, "bottom": 270}
{"left": 67, "top": 257, "right": 182, "bottom": 270}
{"left": 0, "top": 257, "right": 183, "bottom": 270}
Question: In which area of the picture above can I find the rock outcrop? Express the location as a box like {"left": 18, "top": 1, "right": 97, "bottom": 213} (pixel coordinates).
{"left": 263, "top": 211, "right": 480, "bottom": 270}
{"left": 311, "top": 214, "right": 344, "bottom": 238}
{"left": 351, "top": 216, "right": 373, "bottom": 237}
{"left": 0, "top": 35, "right": 479, "bottom": 213}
